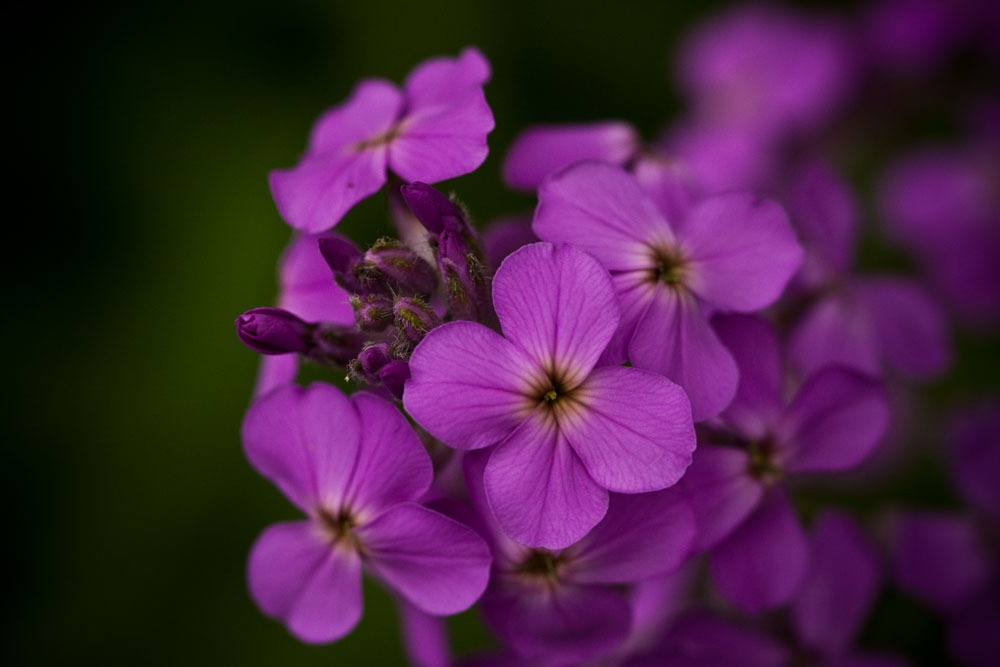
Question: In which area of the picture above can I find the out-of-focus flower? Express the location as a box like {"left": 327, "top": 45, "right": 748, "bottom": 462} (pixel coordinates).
{"left": 242, "top": 383, "right": 491, "bottom": 642}
{"left": 464, "top": 450, "right": 694, "bottom": 665}
{"left": 270, "top": 48, "right": 494, "bottom": 232}
{"left": 404, "top": 242, "right": 696, "bottom": 548}
{"left": 534, "top": 161, "right": 802, "bottom": 420}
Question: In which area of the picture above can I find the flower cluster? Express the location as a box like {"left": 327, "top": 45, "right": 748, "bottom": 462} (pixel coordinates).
{"left": 235, "top": 4, "right": 999, "bottom": 663}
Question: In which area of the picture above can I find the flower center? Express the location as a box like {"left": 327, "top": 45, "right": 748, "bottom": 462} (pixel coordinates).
{"left": 651, "top": 247, "right": 689, "bottom": 287}
{"left": 318, "top": 507, "right": 361, "bottom": 550}
{"left": 354, "top": 123, "right": 404, "bottom": 151}
{"left": 515, "top": 549, "right": 568, "bottom": 584}
{"left": 747, "top": 440, "right": 783, "bottom": 484}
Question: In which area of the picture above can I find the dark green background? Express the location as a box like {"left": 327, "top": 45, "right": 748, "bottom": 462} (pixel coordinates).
{"left": 8, "top": 1, "right": 996, "bottom": 665}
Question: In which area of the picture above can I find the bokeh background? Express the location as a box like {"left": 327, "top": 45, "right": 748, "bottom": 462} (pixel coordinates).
{"left": 8, "top": 0, "right": 997, "bottom": 664}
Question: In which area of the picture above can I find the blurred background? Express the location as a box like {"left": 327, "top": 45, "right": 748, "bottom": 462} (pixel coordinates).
{"left": 7, "top": 0, "right": 997, "bottom": 664}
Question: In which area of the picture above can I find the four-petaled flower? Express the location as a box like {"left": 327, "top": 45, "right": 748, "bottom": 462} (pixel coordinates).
{"left": 404, "top": 242, "right": 696, "bottom": 548}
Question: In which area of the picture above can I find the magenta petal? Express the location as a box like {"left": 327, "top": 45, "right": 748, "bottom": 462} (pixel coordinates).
{"left": 561, "top": 365, "right": 695, "bottom": 493}
{"left": 786, "top": 160, "right": 859, "bottom": 285}
{"left": 397, "top": 598, "right": 451, "bottom": 667}
{"left": 482, "top": 215, "right": 538, "bottom": 269}
{"left": 402, "top": 46, "right": 491, "bottom": 109}
{"left": 307, "top": 79, "right": 402, "bottom": 154}
{"left": 709, "top": 488, "right": 808, "bottom": 613}
{"left": 247, "top": 521, "right": 362, "bottom": 644}
{"left": 343, "top": 393, "right": 432, "bottom": 517}
{"left": 598, "top": 270, "right": 658, "bottom": 366}
{"left": 890, "top": 512, "right": 992, "bottom": 612}
{"left": 253, "top": 354, "right": 299, "bottom": 399}
{"left": 857, "top": 277, "right": 951, "bottom": 379}
{"left": 715, "top": 314, "right": 784, "bottom": 440}
{"left": 632, "top": 154, "right": 701, "bottom": 223}
{"left": 792, "top": 512, "right": 881, "bottom": 655}
{"left": 629, "top": 288, "right": 738, "bottom": 421}
{"left": 779, "top": 367, "right": 889, "bottom": 474}
{"left": 570, "top": 485, "right": 695, "bottom": 584}
{"left": 270, "top": 148, "right": 389, "bottom": 233}
{"left": 534, "top": 161, "right": 672, "bottom": 271}
{"left": 679, "top": 193, "right": 802, "bottom": 312}
{"left": 404, "top": 321, "right": 537, "bottom": 451}
{"left": 484, "top": 414, "right": 609, "bottom": 548}
{"left": 682, "top": 444, "right": 763, "bottom": 552}
{"left": 277, "top": 232, "right": 354, "bottom": 324}
{"left": 789, "top": 290, "right": 879, "bottom": 377}
{"left": 390, "top": 90, "right": 494, "bottom": 183}
{"left": 242, "top": 383, "right": 360, "bottom": 513}
{"left": 658, "top": 611, "right": 789, "bottom": 667}
{"left": 481, "top": 583, "right": 631, "bottom": 664}
{"left": 503, "top": 122, "right": 640, "bottom": 190}
{"left": 358, "top": 502, "right": 491, "bottom": 615}
{"left": 493, "top": 243, "right": 620, "bottom": 387}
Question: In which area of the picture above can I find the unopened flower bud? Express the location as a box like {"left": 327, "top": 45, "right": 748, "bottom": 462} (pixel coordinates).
{"left": 350, "top": 294, "right": 394, "bottom": 332}
{"left": 318, "top": 235, "right": 365, "bottom": 293}
{"left": 360, "top": 238, "right": 438, "bottom": 295}
{"left": 393, "top": 297, "right": 442, "bottom": 343}
{"left": 400, "top": 182, "right": 465, "bottom": 234}
{"left": 439, "top": 236, "right": 492, "bottom": 322}
{"left": 379, "top": 360, "right": 411, "bottom": 400}
{"left": 236, "top": 307, "right": 312, "bottom": 355}
{"left": 358, "top": 342, "right": 392, "bottom": 376}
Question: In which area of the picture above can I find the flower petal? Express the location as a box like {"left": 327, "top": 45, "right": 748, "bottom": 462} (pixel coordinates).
{"left": 390, "top": 89, "right": 494, "bottom": 183}
{"left": 306, "top": 78, "right": 403, "bottom": 155}
{"left": 402, "top": 47, "right": 491, "bottom": 109}
{"left": 657, "top": 611, "right": 789, "bottom": 667}
{"left": 715, "top": 313, "right": 784, "bottom": 440}
{"left": 561, "top": 365, "right": 695, "bottom": 493}
{"left": 709, "top": 488, "right": 808, "bottom": 613}
{"left": 789, "top": 289, "right": 879, "bottom": 377}
{"left": 779, "top": 366, "right": 889, "bottom": 474}
{"left": 533, "top": 161, "right": 671, "bottom": 271}
{"left": 682, "top": 444, "right": 763, "bottom": 552}
{"left": 404, "top": 321, "right": 538, "bottom": 451}
{"left": 679, "top": 193, "right": 802, "bottom": 312}
{"left": 484, "top": 413, "right": 609, "bottom": 548}
{"left": 241, "top": 383, "right": 360, "bottom": 513}
{"left": 503, "top": 122, "right": 640, "bottom": 190}
{"left": 359, "top": 502, "right": 491, "bottom": 615}
{"left": 277, "top": 232, "right": 354, "bottom": 324}
{"left": 857, "top": 277, "right": 951, "bottom": 379}
{"left": 629, "top": 287, "right": 738, "bottom": 421}
{"left": 397, "top": 597, "right": 451, "bottom": 667}
{"left": 342, "top": 392, "right": 432, "bottom": 518}
{"left": 269, "top": 148, "right": 389, "bottom": 233}
{"left": 493, "top": 243, "right": 620, "bottom": 388}
{"left": 786, "top": 160, "right": 859, "bottom": 286}
{"left": 792, "top": 512, "right": 881, "bottom": 655}
{"left": 480, "top": 582, "right": 631, "bottom": 664}
{"left": 253, "top": 354, "right": 299, "bottom": 400}
{"left": 247, "top": 521, "right": 362, "bottom": 644}
{"left": 569, "top": 485, "right": 695, "bottom": 584}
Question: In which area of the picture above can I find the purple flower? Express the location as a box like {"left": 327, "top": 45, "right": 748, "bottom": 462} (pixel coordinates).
{"left": 464, "top": 450, "right": 695, "bottom": 665}
{"left": 533, "top": 161, "right": 802, "bottom": 420}
{"left": 879, "top": 146, "right": 1000, "bottom": 326}
{"left": 254, "top": 232, "right": 355, "bottom": 398}
{"left": 270, "top": 47, "right": 494, "bottom": 232}
{"left": 242, "top": 383, "right": 491, "bottom": 643}
{"left": 683, "top": 314, "right": 888, "bottom": 611}
{"left": 786, "top": 162, "right": 951, "bottom": 380}
{"left": 502, "top": 121, "right": 641, "bottom": 191}
{"left": 404, "top": 242, "right": 696, "bottom": 548}
{"left": 481, "top": 215, "right": 538, "bottom": 269}
{"left": 676, "top": 4, "right": 854, "bottom": 139}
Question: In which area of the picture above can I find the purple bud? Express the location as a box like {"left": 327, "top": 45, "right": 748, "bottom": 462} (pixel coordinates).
{"left": 379, "top": 360, "right": 411, "bottom": 399}
{"left": 310, "top": 324, "right": 366, "bottom": 367}
{"left": 318, "top": 235, "right": 365, "bottom": 293}
{"left": 236, "top": 307, "right": 312, "bottom": 355}
{"left": 350, "top": 294, "right": 394, "bottom": 332}
{"left": 439, "top": 237, "right": 492, "bottom": 322}
{"left": 393, "top": 297, "right": 442, "bottom": 343}
{"left": 400, "top": 182, "right": 465, "bottom": 234}
{"left": 361, "top": 238, "right": 438, "bottom": 295}
{"left": 358, "top": 342, "right": 392, "bottom": 376}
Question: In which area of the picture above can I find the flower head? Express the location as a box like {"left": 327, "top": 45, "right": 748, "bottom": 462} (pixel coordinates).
{"left": 242, "top": 383, "right": 491, "bottom": 643}
{"left": 270, "top": 47, "right": 494, "bottom": 232}
{"left": 404, "top": 242, "right": 696, "bottom": 548}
